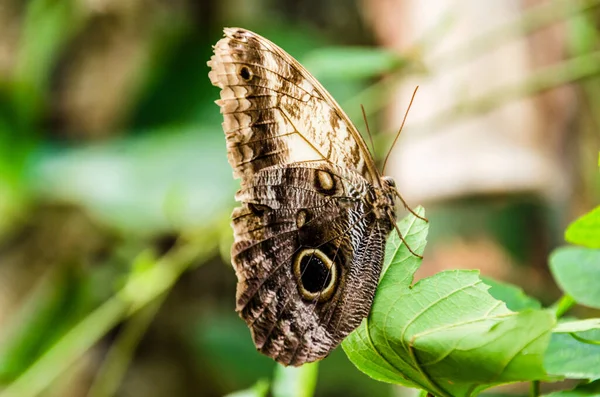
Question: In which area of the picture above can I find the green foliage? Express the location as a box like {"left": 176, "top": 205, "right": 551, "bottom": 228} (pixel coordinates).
{"left": 342, "top": 208, "right": 555, "bottom": 397}
{"left": 0, "top": 0, "right": 599, "bottom": 396}
{"left": 554, "top": 318, "right": 600, "bottom": 333}
{"left": 223, "top": 198, "right": 600, "bottom": 397}
{"left": 565, "top": 206, "right": 600, "bottom": 249}
{"left": 0, "top": 231, "right": 220, "bottom": 397}
{"left": 544, "top": 330, "right": 600, "bottom": 379}
{"left": 550, "top": 247, "right": 600, "bottom": 309}
{"left": 482, "top": 277, "right": 542, "bottom": 312}
{"left": 14, "top": 0, "right": 83, "bottom": 126}
{"left": 30, "top": 128, "right": 234, "bottom": 234}
{"left": 0, "top": 267, "right": 91, "bottom": 383}
{"left": 328, "top": 196, "right": 598, "bottom": 396}
{"left": 544, "top": 203, "right": 600, "bottom": 384}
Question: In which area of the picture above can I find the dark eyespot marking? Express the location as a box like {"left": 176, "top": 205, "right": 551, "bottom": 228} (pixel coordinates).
{"left": 248, "top": 202, "right": 270, "bottom": 216}
{"left": 300, "top": 256, "right": 330, "bottom": 293}
{"left": 314, "top": 170, "right": 336, "bottom": 196}
{"left": 292, "top": 249, "right": 338, "bottom": 302}
{"left": 239, "top": 65, "right": 253, "bottom": 81}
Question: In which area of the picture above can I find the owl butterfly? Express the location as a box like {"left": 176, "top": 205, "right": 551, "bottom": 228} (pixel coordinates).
{"left": 208, "top": 27, "right": 415, "bottom": 366}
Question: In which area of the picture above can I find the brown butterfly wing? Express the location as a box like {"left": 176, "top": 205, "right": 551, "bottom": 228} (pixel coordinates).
{"left": 208, "top": 27, "right": 381, "bottom": 186}
{"left": 208, "top": 28, "right": 394, "bottom": 366}
{"left": 231, "top": 163, "right": 389, "bottom": 365}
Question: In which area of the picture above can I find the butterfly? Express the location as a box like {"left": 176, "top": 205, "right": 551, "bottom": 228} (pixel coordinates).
{"left": 208, "top": 27, "right": 412, "bottom": 366}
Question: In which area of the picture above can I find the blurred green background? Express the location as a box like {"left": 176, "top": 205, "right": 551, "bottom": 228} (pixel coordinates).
{"left": 0, "top": 0, "right": 598, "bottom": 396}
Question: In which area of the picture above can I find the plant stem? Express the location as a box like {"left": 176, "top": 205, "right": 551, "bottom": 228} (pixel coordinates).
{"left": 0, "top": 229, "right": 219, "bottom": 397}
{"left": 86, "top": 297, "right": 166, "bottom": 397}
{"left": 530, "top": 380, "right": 541, "bottom": 397}
{"left": 0, "top": 290, "right": 130, "bottom": 397}
{"left": 272, "top": 362, "right": 320, "bottom": 397}
{"left": 552, "top": 295, "right": 576, "bottom": 318}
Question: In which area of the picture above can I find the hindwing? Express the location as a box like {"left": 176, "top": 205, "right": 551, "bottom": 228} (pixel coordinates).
{"left": 231, "top": 163, "right": 388, "bottom": 365}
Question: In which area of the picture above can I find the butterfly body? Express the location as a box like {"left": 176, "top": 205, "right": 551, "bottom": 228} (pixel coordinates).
{"left": 208, "top": 28, "right": 398, "bottom": 366}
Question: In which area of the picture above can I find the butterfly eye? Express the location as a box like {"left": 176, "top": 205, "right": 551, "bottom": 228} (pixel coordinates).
{"left": 293, "top": 249, "right": 338, "bottom": 302}
{"left": 239, "top": 65, "right": 253, "bottom": 81}
{"left": 381, "top": 175, "right": 396, "bottom": 188}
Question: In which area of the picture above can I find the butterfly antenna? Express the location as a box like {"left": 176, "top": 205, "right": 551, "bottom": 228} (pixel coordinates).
{"left": 381, "top": 86, "right": 419, "bottom": 175}
{"left": 391, "top": 216, "right": 423, "bottom": 259}
{"left": 361, "top": 104, "right": 376, "bottom": 155}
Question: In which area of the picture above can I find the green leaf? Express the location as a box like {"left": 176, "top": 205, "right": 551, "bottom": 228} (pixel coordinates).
{"left": 272, "top": 362, "right": 318, "bottom": 397}
{"left": 545, "top": 330, "right": 600, "bottom": 379}
{"left": 544, "top": 379, "right": 600, "bottom": 397}
{"left": 565, "top": 206, "right": 600, "bottom": 249}
{"left": 554, "top": 319, "right": 600, "bottom": 333}
{"left": 482, "top": 277, "right": 542, "bottom": 311}
{"left": 549, "top": 247, "right": 600, "bottom": 309}
{"left": 343, "top": 207, "right": 555, "bottom": 397}
{"left": 31, "top": 128, "right": 234, "bottom": 235}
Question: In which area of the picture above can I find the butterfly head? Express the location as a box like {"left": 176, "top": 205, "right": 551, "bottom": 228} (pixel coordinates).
{"left": 380, "top": 175, "right": 398, "bottom": 204}
{"left": 381, "top": 175, "right": 396, "bottom": 190}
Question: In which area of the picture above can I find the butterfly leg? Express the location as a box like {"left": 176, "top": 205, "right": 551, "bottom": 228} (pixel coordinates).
{"left": 395, "top": 190, "right": 429, "bottom": 223}
{"left": 392, "top": 222, "right": 423, "bottom": 259}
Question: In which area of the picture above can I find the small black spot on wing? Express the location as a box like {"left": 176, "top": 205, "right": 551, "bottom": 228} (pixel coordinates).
{"left": 239, "top": 65, "right": 253, "bottom": 81}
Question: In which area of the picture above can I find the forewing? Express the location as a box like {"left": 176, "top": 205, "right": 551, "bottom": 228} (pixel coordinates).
{"left": 208, "top": 27, "right": 380, "bottom": 187}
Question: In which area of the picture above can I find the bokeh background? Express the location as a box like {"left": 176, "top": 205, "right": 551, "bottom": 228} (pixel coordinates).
{"left": 0, "top": 0, "right": 599, "bottom": 396}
